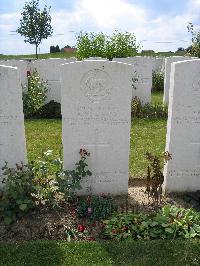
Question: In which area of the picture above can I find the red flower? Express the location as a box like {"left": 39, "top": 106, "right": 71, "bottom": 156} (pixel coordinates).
{"left": 78, "top": 224, "right": 85, "bottom": 232}
{"left": 79, "top": 148, "right": 90, "bottom": 157}
{"left": 27, "top": 70, "right": 31, "bottom": 77}
{"left": 121, "top": 226, "right": 128, "bottom": 231}
{"left": 90, "top": 222, "right": 96, "bottom": 227}
{"left": 112, "top": 229, "right": 117, "bottom": 234}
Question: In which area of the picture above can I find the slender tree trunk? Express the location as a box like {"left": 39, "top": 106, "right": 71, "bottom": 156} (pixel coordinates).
{"left": 36, "top": 44, "right": 38, "bottom": 59}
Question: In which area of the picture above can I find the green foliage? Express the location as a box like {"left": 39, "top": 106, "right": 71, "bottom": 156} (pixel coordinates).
{"left": 152, "top": 70, "right": 164, "bottom": 92}
{"left": 187, "top": 22, "right": 200, "bottom": 57}
{"left": 76, "top": 31, "right": 139, "bottom": 60}
{"left": 76, "top": 32, "right": 106, "bottom": 60}
{"left": 102, "top": 206, "right": 200, "bottom": 241}
{"left": 0, "top": 163, "right": 36, "bottom": 224}
{"left": 145, "top": 152, "right": 171, "bottom": 203}
{"left": 106, "top": 31, "right": 139, "bottom": 60}
{"left": 31, "top": 101, "right": 61, "bottom": 119}
{"left": 23, "top": 69, "right": 48, "bottom": 118}
{"left": 0, "top": 149, "right": 92, "bottom": 224}
{"left": 131, "top": 97, "right": 168, "bottom": 119}
{"left": 56, "top": 149, "right": 92, "bottom": 200}
{"left": 17, "top": 0, "right": 53, "bottom": 58}
{"left": 50, "top": 45, "right": 60, "bottom": 53}
{"left": 77, "top": 195, "right": 114, "bottom": 221}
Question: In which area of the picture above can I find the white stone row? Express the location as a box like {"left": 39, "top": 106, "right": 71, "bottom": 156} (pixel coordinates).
{"left": 0, "top": 57, "right": 155, "bottom": 105}
{"left": 1, "top": 58, "right": 200, "bottom": 194}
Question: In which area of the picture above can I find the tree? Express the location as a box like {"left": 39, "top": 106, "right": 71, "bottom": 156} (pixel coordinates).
{"left": 55, "top": 45, "right": 60, "bottom": 52}
{"left": 187, "top": 22, "right": 200, "bottom": 57}
{"left": 50, "top": 45, "right": 60, "bottom": 53}
{"left": 176, "top": 47, "right": 185, "bottom": 52}
{"left": 17, "top": 0, "right": 53, "bottom": 58}
{"left": 76, "top": 31, "right": 139, "bottom": 60}
{"left": 106, "top": 31, "right": 139, "bottom": 60}
{"left": 50, "top": 45, "right": 56, "bottom": 53}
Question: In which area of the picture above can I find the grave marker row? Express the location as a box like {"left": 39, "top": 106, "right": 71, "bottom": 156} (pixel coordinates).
{"left": 1, "top": 58, "right": 200, "bottom": 194}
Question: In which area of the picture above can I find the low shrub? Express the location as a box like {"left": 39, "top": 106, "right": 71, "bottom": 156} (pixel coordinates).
{"left": 102, "top": 206, "right": 200, "bottom": 241}
{"left": 31, "top": 100, "right": 61, "bottom": 119}
{"left": 23, "top": 70, "right": 48, "bottom": 118}
{"left": 131, "top": 97, "right": 168, "bottom": 119}
{"left": 0, "top": 149, "right": 92, "bottom": 224}
{"left": 0, "top": 162, "right": 36, "bottom": 224}
{"left": 77, "top": 194, "right": 114, "bottom": 222}
{"left": 145, "top": 151, "right": 172, "bottom": 203}
{"left": 152, "top": 70, "right": 164, "bottom": 92}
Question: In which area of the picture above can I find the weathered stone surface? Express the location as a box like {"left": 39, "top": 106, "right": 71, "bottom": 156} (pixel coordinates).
{"left": 61, "top": 60, "right": 132, "bottom": 195}
{"left": 163, "top": 56, "right": 194, "bottom": 105}
{"left": 164, "top": 59, "right": 200, "bottom": 192}
{"left": 113, "top": 57, "right": 152, "bottom": 104}
{"left": 0, "top": 65, "right": 27, "bottom": 187}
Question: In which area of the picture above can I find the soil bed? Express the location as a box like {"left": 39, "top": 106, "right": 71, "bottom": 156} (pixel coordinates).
{"left": 0, "top": 186, "right": 200, "bottom": 242}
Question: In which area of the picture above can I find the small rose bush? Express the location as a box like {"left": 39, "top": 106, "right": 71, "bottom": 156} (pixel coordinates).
{"left": 77, "top": 194, "right": 114, "bottom": 222}
{"left": 0, "top": 149, "right": 92, "bottom": 224}
{"left": 23, "top": 69, "right": 48, "bottom": 118}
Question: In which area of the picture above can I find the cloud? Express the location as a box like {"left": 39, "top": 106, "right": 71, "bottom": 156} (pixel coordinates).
{"left": 1, "top": 0, "right": 200, "bottom": 54}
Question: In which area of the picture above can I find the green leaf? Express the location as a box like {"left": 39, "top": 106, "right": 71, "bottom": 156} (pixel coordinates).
{"left": 4, "top": 216, "right": 14, "bottom": 225}
{"left": 165, "top": 227, "right": 174, "bottom": 234}
{"left": 19, "top": 203, "right": 28, "bottom": 211}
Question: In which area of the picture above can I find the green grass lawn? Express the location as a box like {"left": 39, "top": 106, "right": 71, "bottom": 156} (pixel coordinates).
{"left": 0, "top": 240, "right": 199, "bottom": 266}
{"left": 25, "top": 117, "right": 167, "bottom": 179}
{"left": 151, "top": 91, "right": 164, "bottom": 105}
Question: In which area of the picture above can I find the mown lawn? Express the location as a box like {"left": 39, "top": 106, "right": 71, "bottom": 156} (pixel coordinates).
{"left": 151, "top": 91, "right": 164, "bottom": 105}
{"left": 25, "top": 117, "right": 167, "bottom": 179}
{"left": 0, "top": 240, "right": 199, "bottom": 266}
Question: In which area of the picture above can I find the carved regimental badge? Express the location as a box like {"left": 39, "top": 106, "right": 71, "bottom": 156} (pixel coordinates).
{"left": 81, "top": 69, "right": 112, "bottom": 103}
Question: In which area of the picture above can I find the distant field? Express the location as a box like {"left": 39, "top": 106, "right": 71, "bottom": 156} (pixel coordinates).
{"left": 0, "top": 51, "right": 187, "bottom": 60}
{"left": 0, "top": 52, "right": 76, "bottom": 60}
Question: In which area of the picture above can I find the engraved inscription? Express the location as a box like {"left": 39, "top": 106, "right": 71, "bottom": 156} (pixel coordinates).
{"left": 81, "top": 69, "right": 112, "bottom": 103}
{"left": 63, "top": 105, "right": 128, "bottom": 126}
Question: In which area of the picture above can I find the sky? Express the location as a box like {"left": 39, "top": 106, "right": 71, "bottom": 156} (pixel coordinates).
{"left": 1, "top": 0, "right": 200, "bottom": 55}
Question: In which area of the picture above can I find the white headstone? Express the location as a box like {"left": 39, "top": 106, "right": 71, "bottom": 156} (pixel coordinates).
{"left": 164, "top": 59, "right": 200, "bottom": 192}
{"left": 152, "top": 57, "right": 165, "bottom": 72}
{"left": 0, "top": 60, "right": 32, "bottom": 89}
{"left": 0, "top": 65, "right": 27, "bottom": 187}
{"left": 31, "top": 58, "right": 76, "bottom": 103}
{"left": 61, "top": 60, "right": 132, "bottom": 195}
{"left": 163, "top": 56, "right": 193, "bottom": 105}
{"left": 113, "top": 57, "right": 152, "bottom": 104}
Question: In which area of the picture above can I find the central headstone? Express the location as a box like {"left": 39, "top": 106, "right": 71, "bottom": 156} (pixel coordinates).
{"left": 61, "top": 61, "right": 133, "bottom": 195}
{"left": 0, "top": 65, "right": 27, "bottom": 187}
